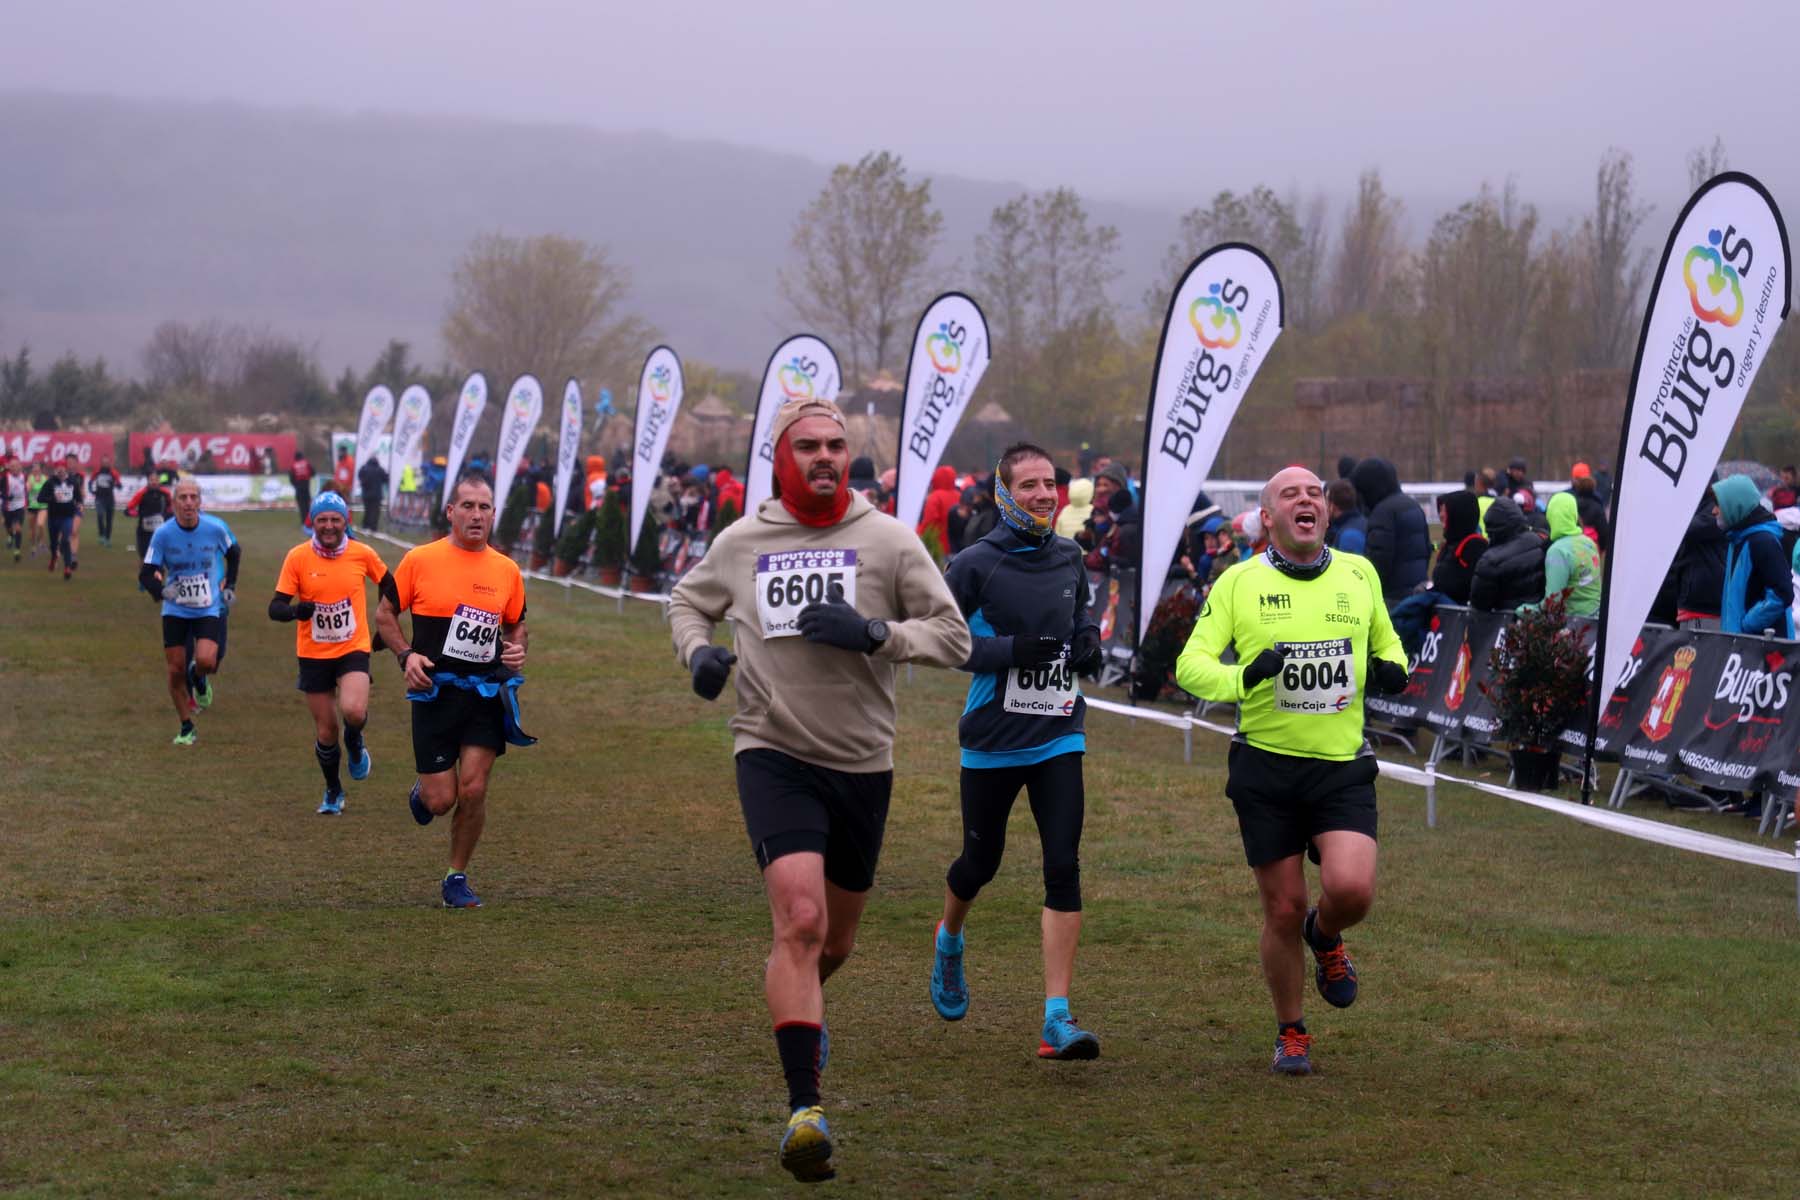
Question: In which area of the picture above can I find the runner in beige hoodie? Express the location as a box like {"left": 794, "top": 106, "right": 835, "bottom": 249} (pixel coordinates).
{"left": 671, "top": 396, "right": 970, "bottom": 1182}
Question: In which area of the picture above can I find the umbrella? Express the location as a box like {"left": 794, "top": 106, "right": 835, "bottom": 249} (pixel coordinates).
{"left": 1715, "top": 459, "right": 1778, "bottom": 491}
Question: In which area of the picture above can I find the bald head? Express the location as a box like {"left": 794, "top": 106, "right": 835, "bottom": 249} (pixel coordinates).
{"left": 1260, "top": 467, "right": 1326, "bottom": 561}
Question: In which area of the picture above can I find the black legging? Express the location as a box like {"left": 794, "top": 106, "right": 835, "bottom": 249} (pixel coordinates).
{"left": 95, "top": 495, "right": 114, "bottom": 540}
{"left": 946, "top": 752, "right": 1085, "bottom": 912}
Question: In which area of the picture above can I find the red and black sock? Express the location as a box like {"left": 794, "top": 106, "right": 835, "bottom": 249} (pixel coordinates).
{"left": 773, "top": 1021, "right": 822, "bottom": 1111}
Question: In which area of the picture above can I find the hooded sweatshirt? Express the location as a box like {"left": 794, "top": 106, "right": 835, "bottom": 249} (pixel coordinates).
{"left": 1541, "top": 491, "right": 1601, "bottom": 616}
{"left": 1055, "top": 478, "right": 1095, "bottom": 539}
{"left": 918, "top": 464, "right": 961, "bottom": 553}
{"left": 1351, "top": 457, "right": 1431, "bottom": 601}
{"left": 1431, "top": 490, "right": 1487, "bottom": 604}
{"left": 1716, "top": 473, "right": 1793, "bottom": 636}
{"left": 1469, "top": 497, "right": 1545, "bottom": 613}
{"left": 669, "top": 490, "right": 972, "bottom": 771}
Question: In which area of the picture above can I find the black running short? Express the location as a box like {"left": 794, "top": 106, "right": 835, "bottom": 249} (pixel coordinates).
{"left": 296, "top": 651, "right": 371, "bottom": 693}
{"left": 3, "top": 508, "right": 22, "bottom": 530}
{"left": 734, "top": 747, "right": 893, "bottom": 893}
{"left": 1225, "top": 740, "right": 1379, "bottom": 868}
{"left": 411, "top": 687, "right": 506, "bottom": 774}
{"left": 162, "top": 614, "right": 225, "bottom": 649}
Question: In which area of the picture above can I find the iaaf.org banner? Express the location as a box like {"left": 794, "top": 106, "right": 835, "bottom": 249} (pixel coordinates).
{"left": 1590, "top": 173, "right": 1790, "bottom": 754}
{"left": 443, "top": 372, "right": 488, "bottom": 497}
{"left": 553, "top": 378, "right": 584, "bottom": 536}
{"left": 4, "top": 431, "right": 117, "bottom": 467}
{"left": 355, "top": 387, "right": 396, "bottom": 477}
{"left": 1137, "top": 244, "right": 1284, "bottom": 643}
{"left": 630, "top": 346, "right": 684, "bottom": 555}
{"left": 745, "top": 334, "right": 842, "bottom": 512}
{"left": 492, "top": 375, "right": 543, "bottom": 526}
{"left": 126, "top": 432, "right": 297, "bottom": 472}
{"left": 387, "top": 386, "right": 432, "bottom": 508}
{"left": 895, "top": 293, "right": 990, "bottom": 531}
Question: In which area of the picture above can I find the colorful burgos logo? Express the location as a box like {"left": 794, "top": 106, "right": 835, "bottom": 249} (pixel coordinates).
{"left": 925, "top": 322, "right": 962, "bottom": 373}
{"left": 1683, "top": 229, "right": 1745, "bottom": 326}
{"left": 1188, "top": 282, "right": 1243, "bottom": 349}
{"left": 510, "top": 389, "right": 534, "bottom": 416}
{"left": 648, "top": 364, "right": 673, "bottom": 404}
{"left": 777, "top": 356, "right": 815, "bottom": 400}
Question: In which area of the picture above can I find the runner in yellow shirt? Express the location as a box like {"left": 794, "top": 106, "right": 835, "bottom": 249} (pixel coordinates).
{"left": 1176, "top": 466, "right": 1409, "bottom": 1077}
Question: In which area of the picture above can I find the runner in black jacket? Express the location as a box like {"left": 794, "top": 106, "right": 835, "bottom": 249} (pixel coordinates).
{"left": 929, "top": 441, "right": 1106, "bottom": 1061}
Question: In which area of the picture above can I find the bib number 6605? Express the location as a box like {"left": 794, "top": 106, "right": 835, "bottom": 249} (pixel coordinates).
{"left": 766, "top": 570, "right": 845, "bottom": 609}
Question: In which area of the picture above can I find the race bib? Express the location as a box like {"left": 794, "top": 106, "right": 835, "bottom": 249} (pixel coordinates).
{"left": 311, "top": 597, "right": 355, "bottom": 644}
{"left": 442, "top": 603, "right": 501, "bottom": 663}
{"left": 1005, "top": 650, "right": 1079, "bottom": 717}
{"left": 141, "top": 514, "right": 164, "bottom": 530}
{"left": 755, "top": 550, "right": 857, "bottom": 639}
{"left": 1272, "top": 638, "right": 1357, "bottom": 714}
{"left": 172, "top": 572, "right": 212, "bottom": 609}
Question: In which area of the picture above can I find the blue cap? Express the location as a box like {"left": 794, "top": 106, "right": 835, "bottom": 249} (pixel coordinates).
{"left": 309, "top": 491, "right": 350, "bottom": 522}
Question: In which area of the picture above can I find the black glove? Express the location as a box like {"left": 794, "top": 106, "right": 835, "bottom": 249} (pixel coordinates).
{"left": 1242, "top": 647, "right": 1285, "bottom": 689}
{"left": 1011, "top": 635, "right": 1065, "bottom": 668}
{"left": 690, "top": 645, "right": 737, "bottom": 700}
{"left": 1368, "top": 657, "right": 1409, "bottom": 695}
{"left": 292, "top": 599, "right": 317, "bottom": 621}
{"left": 1071, "top": 627, "right": 1102, "bottom": 674}
{"left": 797, "top": 594, "right": 875, "bottom": 653}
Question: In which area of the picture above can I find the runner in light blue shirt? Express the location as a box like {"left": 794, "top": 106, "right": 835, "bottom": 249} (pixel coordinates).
{"left": 140, "top": 478, "right": 240, "bottom": 744}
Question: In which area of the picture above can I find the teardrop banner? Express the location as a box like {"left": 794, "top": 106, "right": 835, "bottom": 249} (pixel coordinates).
{"left": 553, "top": 378, "right": 584, "bottom": 536}
{"left": 354, "top": 386, "right": 395, "bottom": 489}
{"left": 443, "top": 371, "right": 488, "bottom": 497}
{"left": 1137, "top": 243, "right": 1285, "bottom": 643}
{"left": 630, "top": 346, "right": 684, "bottom": 555}
{"left": 492, "top": 374, "right": 543, "bottom": 527}
{"left": 894, "top": 292, "right": 991, "bottom": 531}
{"left": 1585, "top": 172, "right": 1791, "bottom": 799}
{"left": 745, "top": 334, "right": 842, "bottom": 512}
{"left": 388, "top": 385, "right": 433, "bottom": 508}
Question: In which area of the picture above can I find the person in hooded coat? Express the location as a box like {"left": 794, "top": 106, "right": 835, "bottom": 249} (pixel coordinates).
{"left": 1670, "top": 486, "right": 1726, "bottom": 628}
{"left": 918, "top": 464, "right": 962, "bottom": 555}
{"left": 1350, "top": 457, "right": 1430, "bottom": 603}
{"left": 1715, "top": 473, "right": 1794, "bottom": 636}
{"left": 1469, "top": 496, "right": 1546, "bottom": 613}
{"left": 1431, "top": 490, "right": 1487, "bottom": 605}
{"left": 1540, "top": 491, "right": 1601, "bottom": 616}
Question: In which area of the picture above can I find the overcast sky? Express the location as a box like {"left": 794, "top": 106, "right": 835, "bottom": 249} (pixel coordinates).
{"left": 8, "top": 0, "right": 1799, "bottom": 219}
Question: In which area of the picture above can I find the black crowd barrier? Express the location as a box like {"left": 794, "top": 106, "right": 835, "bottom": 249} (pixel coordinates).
{"left": 1366, "top": 605, "right": 1800, "bottom": 792}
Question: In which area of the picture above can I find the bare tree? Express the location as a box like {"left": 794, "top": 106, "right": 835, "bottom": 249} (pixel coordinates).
{"left": 1686, "top": 136, "right": 1729, "bottom": 192}
{"left": 142, "top": 319, "right": 234, "bottom": 394}
{"left": 1154, "top": 186, "right": 1309, "bottom": 319}
{"left": 1576, "top": 149, "right": 1652, "bottom": 368}
{"left": 1328, "top": 170, "right": 1408, "bottom": 320}
{"left": 780, "top": 151, "right": 943, "bottom": 382}
{"left": 442, "top": 234, "right": 652, "bottom": 397}
{"left": 973, "top": 196, "right": 1035, "bottom": 412}
{"left": 1419, "top": 181, "right": 1540, "bottom": 379}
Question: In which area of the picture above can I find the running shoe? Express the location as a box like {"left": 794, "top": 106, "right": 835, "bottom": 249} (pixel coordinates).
{"left": 193, "top": 673, "right": 213, "bottom": 709}
{"left": 441, "top": 872, "right": 481, "bottom": 908}
{"left": 172, "top": 727, "right": 197, "bottom": 747}
{"left": 1303, "top": 908, "right": 1358, "bottom": 1008}
{"left": 1271, "top": 1028, "right": 1313, "bottom": 1075}
{"left": 930, "top": 922, "right": 969, "bottom": 1020}
{"left": 778, "top": 1106, "right": 834, "bottom": 1183}
{"left": 1037, "top": 1012, "right": 1100, "bottom": 1060}
{"left": 347, "top": 743, "right": 372, "bottom": 781}
{"left": 408, "top": 779, "right": 433, "bottom": 826}
{"left": 317, "top": 788, "right": 345, "bottom": 816}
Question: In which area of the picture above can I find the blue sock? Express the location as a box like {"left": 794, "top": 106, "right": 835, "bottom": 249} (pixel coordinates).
{"left": 936, "top": 923, "right": 963, "bottom": 952}
{"left": 1045, "top": 996, "right": 1069, "bottom": 1020}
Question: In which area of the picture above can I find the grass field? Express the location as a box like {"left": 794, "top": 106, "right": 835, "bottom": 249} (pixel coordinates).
{"left": 3, "top": 510, "right": 1798, "bottom": 1198}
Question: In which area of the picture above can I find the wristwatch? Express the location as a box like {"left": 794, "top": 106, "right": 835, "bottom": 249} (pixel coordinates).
{"left": 865, "top": 618, "right": 890, "bottom": 653}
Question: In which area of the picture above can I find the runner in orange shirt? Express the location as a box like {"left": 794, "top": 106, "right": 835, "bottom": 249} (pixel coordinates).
{"left": 374, "top": 471, "right": 530, "bottom": 908}
{"left": 269, "top": 492, "right": 392, "bottom": 814}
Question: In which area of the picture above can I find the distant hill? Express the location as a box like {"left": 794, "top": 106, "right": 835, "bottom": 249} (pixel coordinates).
{"left": 0, "top": 92, "right": 1179, "bottom": 383}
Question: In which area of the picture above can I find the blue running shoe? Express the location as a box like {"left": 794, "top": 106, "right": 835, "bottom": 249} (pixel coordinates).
{"left": 1303, "top": 908, "right": 1358, "bottom": 1008}
{"left": 1038, "top": 1012, "right": 1100, "bottom": 1060}
{"left": 317, "top": 788, "right": 345, "bottom": 815}
{"left": 441, "top": 872, "right": 481, "bottom": 908}
{"left": 347, "top": 743, "right": 371, "bottom": 781}
{"left": 816, "top": 1020, "right": 829, "bottom": 1074}
{"left": 1271, "top": 1028, "right": 1314, "bottom": 1075}
{"left": 778, "top": 1106, "right": 834, "bottom": 1183}
{"left": 930, "top": 922, "right": 968, "bottom": 1020}
{"left": 408, "top": 779, "right": 433, "bottom": 826}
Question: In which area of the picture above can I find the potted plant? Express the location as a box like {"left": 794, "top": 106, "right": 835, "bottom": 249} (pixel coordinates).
{"left": 553, "top": 508, "right": 596, "bottom": 577}
{"left": 627, "top": 510, "right": 663, "bottom": 593}
{"left": 528, "top": 501, "right": 557, "bottom": 572}
{"left": 1131, "top": 585, "right": 1201, "bottom": 700}
{"left": 592, "top": 488, "right": 627, "bottom": 586}
{"left": 1479, "top": 593, "right": 1591, "bottom": 791}
{"left": 494, "top": 477, "right": 531, "bottom": 554}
